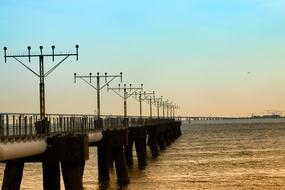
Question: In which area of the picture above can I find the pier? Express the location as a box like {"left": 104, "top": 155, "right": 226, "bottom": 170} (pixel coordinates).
{"left": 0, "top": 113, "right": 181, "bottom": 189}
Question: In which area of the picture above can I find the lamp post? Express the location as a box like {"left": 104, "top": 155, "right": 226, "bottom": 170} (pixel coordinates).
{"left": 74, "top": 72, "right": 122, "bottom": 118}
{"left": 3, "top": 45, "right": 79, "bottom": 121}
{"left": 108, "top": 84, "right": 143, "bottom": 118}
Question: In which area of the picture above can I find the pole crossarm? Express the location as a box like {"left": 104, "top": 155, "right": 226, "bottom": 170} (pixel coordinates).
{"left": 4, "top": 45, "right": 79, "bottom": 78}
{"left": 74, "top": 72, "right": 123, "bottom": 90}
{"left": 4, "top": 53, "right": 78, "bottom": 58}
{"left": 141, "top": 91, "right": 155, "bottom": 104}
{"left": 107, "top": 84, "right": 143, "bottom": 100}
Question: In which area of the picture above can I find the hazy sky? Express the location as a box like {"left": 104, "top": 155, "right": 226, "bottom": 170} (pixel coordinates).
{"left": 1, "top": 0, "right": 285, "bottom": 117}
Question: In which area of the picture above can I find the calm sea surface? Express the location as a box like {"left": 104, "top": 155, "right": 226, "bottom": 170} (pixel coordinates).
{"left": 1, "top": 120, "right": 285, "bottom": 189}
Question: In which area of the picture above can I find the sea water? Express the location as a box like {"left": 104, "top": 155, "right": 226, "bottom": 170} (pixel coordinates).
{"left": 0, "top": 119, "right": 285, "bottom": 189}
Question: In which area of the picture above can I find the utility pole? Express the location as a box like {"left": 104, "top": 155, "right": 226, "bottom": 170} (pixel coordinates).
{"left": 164, "top": 99, "right": 169, "bottom": 118}
{"left": 169, "top": 102, "right": 173, "bottom": 119}
{"left": 74, "top": 72, "right": 122, "bottom": 118}
{"left": 133, "top": 91, "right": 144, "bottom": 118}
{"left": 132, "top": 90, "right": 157, "bottom": 118}
{"left": 166, "top": 100, "right": 171, "bottom": 118}
{"left": 142, "top": 91, "right": 155, "bottom": 118}
{"left": 161, "top": 96, "right": 165, "bottom": 118}
{"left": 108, "top": 84, "right": 143, "bottom": 118}
{"left": 173, "top": 104, "right": 180, "bottom": 119}
{"left": 153, "top": 96, "right": 162, "bottom": 118}
{"left": 3, "top": 45, "right": 79, "bottom": 121}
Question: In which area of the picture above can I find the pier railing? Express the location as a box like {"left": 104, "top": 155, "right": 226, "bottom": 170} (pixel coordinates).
{"left": 0, "top": 113, "right": 101, "bottom": 142}
{"left": 0, "top": 113, "right": 177, "bottom": 142}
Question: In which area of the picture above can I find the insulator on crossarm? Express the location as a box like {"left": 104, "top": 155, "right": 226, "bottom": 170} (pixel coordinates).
{"left": 4, "top": 47, "right": 7, "bottom": 63}
{"left": 75, "top": 45, "right": 79, "bottom": 61}
{"left": 51, "top": 45, "right": 55, "bottom": 61}
{"left": 74, "top": 73, "right": 77, "bottom": 83}
{"left": 27, "top": 46, "right": 31, "bottom": 62}
{"left": 40, "top": 46, "right": 43, "bottom": 55}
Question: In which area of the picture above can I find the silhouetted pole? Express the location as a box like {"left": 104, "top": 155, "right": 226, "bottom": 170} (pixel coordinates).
{"left": 166, "top": 99, "right": 169, "bottom": 118}
{"left": 150, "top": 96, "right": 152, "bottom": 117}
{"left": 153, "top": 96, "right": 162, "bottom": 118}
{"left": 169, "top": 102, "right": 173, "bottom": 119}
{"left": 139, "top": 92, "right": 142, "bottom": 117}
{"left": 133, "top": 89, "right": 158, "bottom": 118}
{"left": 162, "top": 98, "right": 165, "bottom": 118}
{"left": 74, "top": 72, "right": 122, "bottom": 118}
{"left": 39, "top": 54, "right": 45, "bottom": 120}
{"left": 3, "top": 45, "right": 79, "bottom": 121}
{"left": 172, "top": 104, "right": 176, "bottom": 118}
{"left": 173, "top": 104, "right": 180, "bottom": 119}
{"left": 97, "top": 74, "right": 100, "bottom": 117}
{"left": 142, "top": 91, "right": 155, "bottom": 118}
{"left": 133, "top": 91, "right": 143, "bottom": 117}
{"left": 124, "top": 85, "right": 127, "bottom": 117}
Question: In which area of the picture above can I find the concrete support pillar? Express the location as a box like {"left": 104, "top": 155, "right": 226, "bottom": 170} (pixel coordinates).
{"left": 79, "top": 161, "right": 85, "bottom": 179}
{"left": 97, "top": 145, "right": 110, "bottom": 182}
{"left": 124, "top": 139, "right": 134, "bottom": 166}
{"left": 148, "top": 135, "right": 159, "bottom": 158}
{"left": 142, "top": 137, "right": 147, "bottom": 157}
{"left": 107, "top": 145, "right": 114, "bottom": 168}
{"left": 112, "top": 146, "right": 129, "bottom": 184}
{"left": 170, "top": 126, "right": 175, "bottom": 142}
{"left": 134, "top": 139, "right": 147, "bottom": 169}
{"left": 2, "top": 162, "right": 24, "bottom": 190}
{"left": 164, "top": 130, "right": 171, "bottom": 146}
{"left": 61, "top": 161, "right": 83, "bottom": 190}
{"left": 157, "top": 134, "right": 166, "bottom": 150}
{"left": 42, "top": 162, "right": 60, "bottom": 190}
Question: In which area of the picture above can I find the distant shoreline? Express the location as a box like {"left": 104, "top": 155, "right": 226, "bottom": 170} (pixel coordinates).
{"left": 185, "top": 118, "right": 285, "bottom": 125}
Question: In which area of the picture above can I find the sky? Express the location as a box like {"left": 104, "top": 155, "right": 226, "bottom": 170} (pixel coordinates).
{"left": 0, "top": 0, "right": 285, "bottom": 117}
